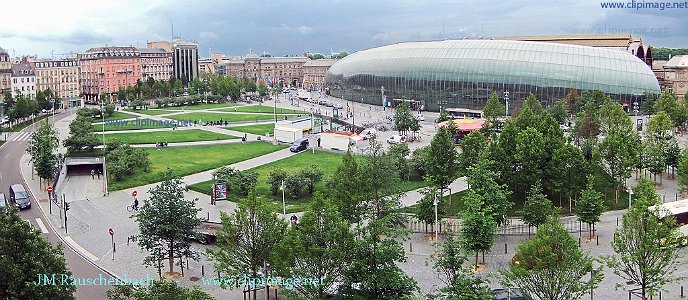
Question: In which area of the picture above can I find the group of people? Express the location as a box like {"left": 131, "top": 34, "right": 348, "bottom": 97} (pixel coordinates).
{"left": 201, "top": 120, "right": 230, "bottom": 126}
{"left": 90, "top": 169, "right": 102, "bottom": 179}
{"left": 155, "top": 142, "right": 168, "bottom": 147}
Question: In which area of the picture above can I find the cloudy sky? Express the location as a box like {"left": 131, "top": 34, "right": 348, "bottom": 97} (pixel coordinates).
{"left": 1, "top": 0, "right": 686, "bottom": 58}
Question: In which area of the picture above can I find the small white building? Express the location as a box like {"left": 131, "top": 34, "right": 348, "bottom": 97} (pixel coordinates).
{"left": 11, "top": 63, "right": 36, "bottom": 100}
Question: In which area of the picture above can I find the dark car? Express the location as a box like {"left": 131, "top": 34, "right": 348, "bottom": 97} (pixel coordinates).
{"left": 290, "top": 139, "right": 309, "bottom": 152}
{"left": 9, "top": 184, "right": 31, "bottom": 209}
{"left": 493, "top": 288, "right": 530, "bottom": 300}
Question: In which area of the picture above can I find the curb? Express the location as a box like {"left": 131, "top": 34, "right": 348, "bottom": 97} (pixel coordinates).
{"left": 18, "top": 133, "right": 123, "bottom": 282}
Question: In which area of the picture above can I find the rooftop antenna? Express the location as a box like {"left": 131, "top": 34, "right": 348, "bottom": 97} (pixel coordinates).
{"left": 171, "top": 22, "right": 174, "bottom": 39}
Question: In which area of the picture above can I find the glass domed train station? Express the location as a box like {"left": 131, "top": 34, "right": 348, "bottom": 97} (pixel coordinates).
{"left": 325, "top": 39, "right": 660, "bottom": 112}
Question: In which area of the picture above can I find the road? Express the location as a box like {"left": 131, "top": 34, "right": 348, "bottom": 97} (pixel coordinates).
{"left": 0, "top": 112, "right": 112, "bottom": 300}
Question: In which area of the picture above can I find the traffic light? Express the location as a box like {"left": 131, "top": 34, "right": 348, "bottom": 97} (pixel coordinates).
{"left": 65, "top": 202, "right": 70, "bottom": 211}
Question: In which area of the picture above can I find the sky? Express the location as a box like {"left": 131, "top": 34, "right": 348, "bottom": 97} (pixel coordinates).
{"left": 1, "top": 0, "right": 686, "bottom": 59}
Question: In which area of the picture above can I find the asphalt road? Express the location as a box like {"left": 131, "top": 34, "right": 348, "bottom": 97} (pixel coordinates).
{"left": 0, "top": 112, "right": 112, "bottom": 300}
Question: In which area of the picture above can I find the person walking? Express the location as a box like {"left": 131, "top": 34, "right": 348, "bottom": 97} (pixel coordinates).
{"left": 91, "top": 169, "right": 95, "bottom": 179}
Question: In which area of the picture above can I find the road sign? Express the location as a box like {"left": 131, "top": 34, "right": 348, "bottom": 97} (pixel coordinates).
{"left": 132, "top": 191, "right": 137, "bottom": 197}
{"left": 109, "top": 228, "right": 114, "bottom": 236}
{"left": 47, "top": 186, "right": 53, "bottom": 193}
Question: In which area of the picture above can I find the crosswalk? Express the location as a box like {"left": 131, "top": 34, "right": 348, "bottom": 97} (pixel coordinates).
{"left": 5, "top": 132, "right": 33, "bottom": 142}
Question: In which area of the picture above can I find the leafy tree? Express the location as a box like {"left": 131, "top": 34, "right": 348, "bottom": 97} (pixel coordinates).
{"left": 437, "top": 108, "right": 450, "bottom": 123}
{"left": 520, "top": 182, "right": 555, "bottom": 230}
{"left": 105, "top": 142, "right": 150, "bottom": 181}
{"left": 500, "top": 217, "right": 603, "bottom": 300}
{"left": 212, "top": 167, "right": 257, "bottom": 196}
{"left": 642, "top": 92, "right": 657, "bottom": 115}
{"left": 598, "top": 102, "right": 640, "bottom": 200}
{"left": 272, "top": 194, "right": 354, "bottom": 299}
{"left": 645, "top": 110, "right": 673, "bottom": 143}
{"left": 299, "top": 165, "right": 324, "bottom": 195}
{"left": 433, "top": 235, "right": 494, "bottom": 300}
{"left": 643, "top": 142, "right": 667, "bottom": 184}
{"left": 267, "top": 168, "right": 288, "bottom": 196}
{"left": 546, "top": 99, "right": 568, "bottom": 124}
{"left": 207, "top": 191, "right": 287, "bottom": 290}
{"left": 460, "top": 190, "right": 497, "bottom": 267}
{"left": 257, "top": 81, "right": 268, "bottom": 97}
{"left": 132, "top": 176, "right": 203, "bottom": 275}
{"left": 106, "top": 279, "right": 213, "bottom": 300}
{"left": 387, "top": 143, "right": 411, "bottom": 181}
{"left": 331, "top": 51, "right": 349, "bottom": 59}
{"left": 63, "top": 114, "right": 99, "bottom": 153}
{"left": 546, "top": 144, "right": 587, "bottom": 208}
{"left": 409, "top": 145, "right": 431, "bottom": 180}
{"left": 393, "top": 102, "right": 415, "bottom": 135}
{"left": 564, "top": 89, "right": 581, "bottom": 114}
{"left": 0, "top": 209, "right": 76, "bottom": 300}
{"left": 467, "top": 154, "right": 512, "bottom": 225}
{"left": 26, "top": 120, "right": 59, "bottom": 185}
{"left": 426, "top": 126, "right": 458, "bottom": 189}
{"left": 513, "top": 127, "right": 546, "bottom": 195}
{"left": 482, "top": 91, "right": 505, "bottom": 119}
{"left": 604, "top": 178, "right": 682, "bottom": 300}
{"left": 458, "top": 130, "right": 487, "bottom": 173}
{"left": 575, "top": 175, "right": 605, "bottom": 239}
{"left": 327, "top": 150, "right": 370, "bottom": 223}
{"left": 522, "top": 93, "right": 544, "bottom": 115}
{"left": 677, "top": 148, "right": 688, "bottom": 192}
{"left": 416, "top": 186, "right": 444, "bottom": 231}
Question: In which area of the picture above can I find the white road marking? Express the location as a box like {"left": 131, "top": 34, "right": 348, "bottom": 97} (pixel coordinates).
{"left": 35, "top": 218, "right": 49, "bottom": 233}
{"left": 4, "top": 153, "right": 9, "bottom": 159}
{"left": 64, "top": 236, "right": 100, "bottom": 262}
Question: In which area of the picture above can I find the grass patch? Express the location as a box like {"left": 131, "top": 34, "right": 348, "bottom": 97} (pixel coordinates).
{"left": 7, "top": 114, "right": 50, "bottom": 132}
{"left": 100, "top": 112, "right": 137, "bottom": 122}
{"left": 189, "top": 151, "right": 430, "bottom": 213}
{"left": 108, "top": 142, "right": 286, "bottom": 191}
{"left": 124, "top": 109, "right": 176, "bottom": 116}
{"left": 164, "top": 103, "right": 240, "bottom": 111}
{"left": 90, "top": 119, "right": 177, "bottom": 132}
{"left": 0, "top": 141, "right": 5, "bottom": 147}
{"left": 402, "top": 165, "right": 630, "bottom": 218}
{"left": 168, "top": 112, "right": 279, "bottom": 124}
{"left": 99, "top": 129, "right": 238, "bottom": 145}
{"left": 225, "top": 124, "right": 275, "bottom": 135}
{"left": 222, "top": 105, "right": 306, "bottom": 114}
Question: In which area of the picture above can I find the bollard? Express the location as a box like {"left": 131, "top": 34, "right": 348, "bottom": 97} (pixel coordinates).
{"left": 681, "top": 286, "right": 684, "bottom": 298}
{"left": 579, "top": 237, "right": 581, "bottom": 247}
{"left": 409, "top": 242, "right": 413, "bottom": 253}
{"left": 505, "top": 243, "right": 507, "bottom": 254}
{"left": 616, "top": 217, "right": 619, "bottom": 227}
{"left": 596, "top": 235, "right": 599, "bottom": 245}
{"left": 181, "top": 263, "right": 184, "bottom": 277}
{"left": 127, "top": 237, "right": 129, "bottom": 246}
{"left": 207, "top": 211, "right": 210, "bottom": 220}
{"left": 218, "top": 271, "right": 221, "bottom": 280}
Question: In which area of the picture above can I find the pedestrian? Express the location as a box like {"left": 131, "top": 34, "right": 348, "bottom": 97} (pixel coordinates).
{"left": 317, "top": 137, "right": 321, "bottom": 148}
{"left": 91, "top": 169, "right": 95, "bottom": 179}
{"left": 97, "top": 169, "right": 101, "bottom": 179}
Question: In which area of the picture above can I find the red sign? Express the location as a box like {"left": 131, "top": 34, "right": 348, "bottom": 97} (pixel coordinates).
{"left": 108, "top": 228, "right": 114, "bottom": 236}
{"left": 47, "top": 186, "right": 53, "bottom": 193}
{"left": 132, "top": 191, "right": 137, "bottom": 197}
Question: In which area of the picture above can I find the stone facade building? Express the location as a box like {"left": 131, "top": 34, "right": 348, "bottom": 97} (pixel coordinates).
{"left": 663, "top": 55, "right": 688, "bottom": 98}
{"left": 139, "top": 48, "right": 173, "bottom": 82}
{"left": 10, "top": 63, "right": 36, "bottom": 99}
{"left": 78, "top": 46, "right": 141, "bottom": 102}
{"left": 0, "top": 47, "right": 11, "bottom": 94}
{"left": 33, "top": 59, "right": 81, "bottom": 99}
{"left": 303, "top": 59, "right": 337, "bottom": 91}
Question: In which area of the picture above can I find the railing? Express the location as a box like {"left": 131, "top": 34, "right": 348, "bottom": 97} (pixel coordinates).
{"left": 403, "top": 214, "right": 589, "bottom": 236}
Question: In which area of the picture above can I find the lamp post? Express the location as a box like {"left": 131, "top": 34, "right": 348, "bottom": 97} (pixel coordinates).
{"left": 280, "top": 180, "right": 286, "bottom": 215}
{"left": 628, "top": 188, "right": 634, "bottom": 209}
{"left": 434, "top": 194, "right": 439, "bottom": 242}
{"left": 381, "top": 85, "right": 385, "bottom": 111}
{"left": 503, "top": 91, "right": 510, "bottom": 116}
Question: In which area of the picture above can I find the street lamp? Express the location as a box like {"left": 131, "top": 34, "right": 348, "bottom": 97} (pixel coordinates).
{"left": 434, "top": 193, "right": 440, "bottom": 242}
{"left": 503, "top": 91, "right": 510, "bottom": 116}
{"left": 381, "top": 85, "right": 385, "bottom": 111}
{"left": 628, "top": 188, "right": 634, "bottom": 209}
{"left": 280, "top": 180, "right": 286, "bottom": 215}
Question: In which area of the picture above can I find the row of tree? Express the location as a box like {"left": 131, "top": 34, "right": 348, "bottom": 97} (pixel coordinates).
{"left": 2, "top": 89, "right": 59, "bottom": 125}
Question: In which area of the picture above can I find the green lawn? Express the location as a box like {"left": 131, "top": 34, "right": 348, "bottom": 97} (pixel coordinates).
{"left": 189, "top": 151, "right": 430, "bottom": 213}
{"left": 109, "top": 142, "right": 286, "bottom": 191}
{"left": 91, "top": 119, "right": 177, "bottom": 132}
{"left": 99, "top": 129, "right": 238, "bottom": 145}
{"left": 164, "top": 103, "right": 240, "bottom": 110}
{"left": 221, "top": 105, "right": 306, "bottom": 114}
{"left": 225, "top": 124, "right": 275, "bottom": 135}
{"left": 124, "top": 109, "right": 175, "bottom": 116}
{"left": 168, "top": 112, "right": 279, "bottom": 124}
{"left": 101, "top": 112, "right": 137, "bottom": 122}
{"left": 8, "top": 114, "right": 50, "bottom": 132}
{"left": 402, "top": 166, "right": 630, "bottom": 218}
{"left": 0, "top": 141, "right": 5, "bottom": 147}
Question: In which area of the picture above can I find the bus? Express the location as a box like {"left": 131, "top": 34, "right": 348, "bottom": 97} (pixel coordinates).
{"left": 650, "top": 199, "right": 688, "bottom": 247}
{"left": 445, "top": 108, "right": 483, "bottom": 119}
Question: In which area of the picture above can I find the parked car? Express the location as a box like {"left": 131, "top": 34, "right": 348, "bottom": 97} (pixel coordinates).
{"left": 360, "top": 128, "right": 377, "bottom": 139}
{"left": 416, "top": 114, "right": 425, "bottom": 121}
{"left": 387, "top": 135, "right": 406, "bottom": 144}
{"left": 559, "top": 124, "right": 571, "bottom": 132}
{"left": 9, "top": 184, "right": 31, "bottom": 209}
{"left": 493, "top": 288, "right": 530, "bottom": 300}
{"left": 290, "top": 138, "right": 309, "bottom": 152}
{"left": 0, "top": 193, "right": 7, "bottom": 212}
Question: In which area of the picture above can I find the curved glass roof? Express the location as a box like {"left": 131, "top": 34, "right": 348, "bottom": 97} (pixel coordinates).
{"left": 327, "top": 39, "right": 660, "bottom": 96}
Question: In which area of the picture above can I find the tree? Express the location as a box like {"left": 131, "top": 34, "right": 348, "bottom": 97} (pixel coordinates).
{"left": 467, "top": 154, "right": 512, "bottom": 226}
{"left": 564, "top": 89, "right": 581, "bottom": 114}
{"left": 500, "top": 217, "right": 603, "bottom": 300}
{"left": 458, "top": 130, "right": 487, "bottom": 173}
{"left": 416, "top": 186, "right": 444, "bottom": 232}
{"left": 132, "top": 176, "right": 203, "bottom": 275}
{"left": 387, "top": 143, "right": 411, "bottom": 181}
{"left": 106, "top": 279, "right": 213, "bottom": 300}
{"left": 212, "top": 167, "right": 258, "bottom": 196}
{"left": 546, "top": 99, "right": 568, "bottom": 124}
{"left": 645, "top": 110, "right": 673, "bottom": 143}
{"left": 105, "top": 142, "right": 150, "bottom": 181}
{"left": 460, "top": 190, "right": 497, "bottom": 267}
{"left": 426, "top": 126, "right": 458, "bottom": 190}
{"left": 546, "top": 144, "right": 587, "bottom": 208}
{"left": 604, "top": 178, "right": 682, "bottom": 299}
{"left": 327, "top": 150, "right": 370, "bottom": 223}
{"left": 63, "top": 113, "right": 99, "bottom": 153}
{"left": 575, "top": 175, "right": 605, "bottom": 239}
{"left": 433, "top": 235, "right": 494, "bottom": 300}
{"left": 272, "top": 194, "right": 354, "bottom": 299}
{"left": 483, "top": 91, "right": 506, "bottom": 119}
{"left": 677, "top": 148, "right": 688, "bottom": 192}
{"left": 513, "top": 127, "right": 546, "bottom": 195}
{"left": 26, "top": 120, "right": 59, "bottom": 186}
{"left": 393, "top": 102, "right": 415, "bottom": 135}
{"left": 522, "top": 93, "right": 544, "bottom": 115}
{"left": 643, "top": 142, "right": 667, "bottom": 184}
{"left": 207, "top": 191, "right": 287, "bottom": 291}
{"left": 598, "top": 102, "right": 640, "bottom": 200}
{"left": 437, "top": 108, "right": 450, "bottom": 123}
{"left": 520, "top": 182, "right": 555, "bottom": 230}
{"left": 257, "top": 81, "right": 268, "bottom": 97}
{"left": 0, "top": 209, "right": 76, "bottom": 299}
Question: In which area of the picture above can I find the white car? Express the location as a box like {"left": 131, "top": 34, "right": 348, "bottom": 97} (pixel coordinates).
{"left": 416, "top": 114, "right": 425, "bottom": 121}
{"left": 387, "top": 135, "right": 406, "bottom": 144}
{"left": 360, "top": 128, "right": 377, "bottom": 139}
